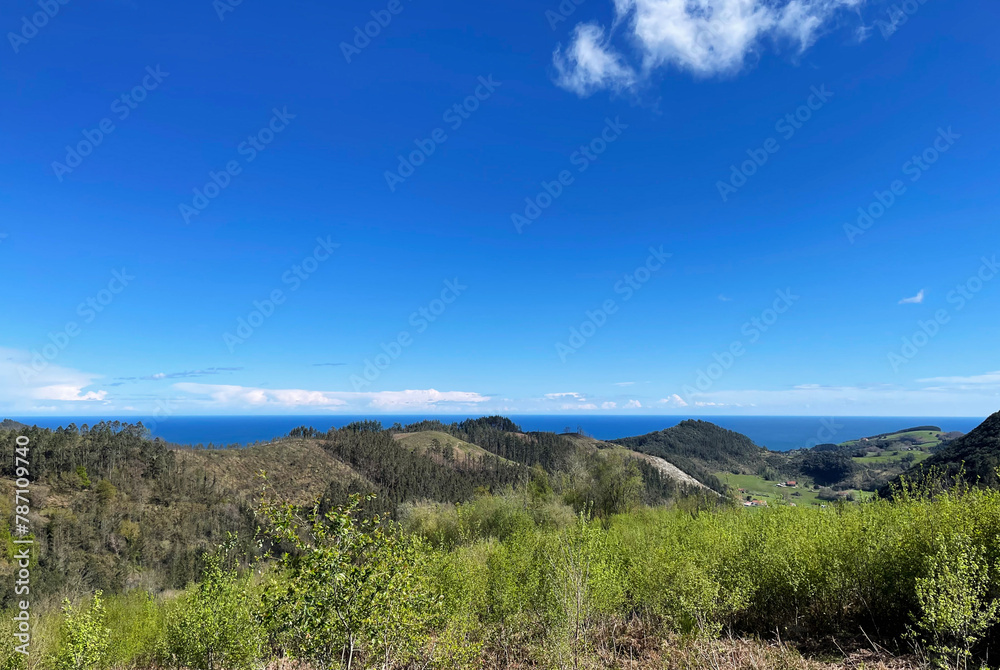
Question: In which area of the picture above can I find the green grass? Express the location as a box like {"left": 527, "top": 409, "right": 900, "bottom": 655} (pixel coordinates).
{"left": 855, "top": 450, "right": 933, "bottom": 465}
{"left": 717, "top": 473, "right": 835, "bottom": 508}
{"left": 841, "top": 429, "right": 945, "bottom": 451}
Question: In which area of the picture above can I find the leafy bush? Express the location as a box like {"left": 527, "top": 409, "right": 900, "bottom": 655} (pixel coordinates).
{"left": 163, "top": 556, "right": 265, "bottom": 670}
{"left": 55, "top": 591, "right": 110, "bottom": 670}
{"left": 910, "top": 534, "right": 1000, "bottom": 668}
{"left": 260, "top": 492, "right": 437, "bottom": 670}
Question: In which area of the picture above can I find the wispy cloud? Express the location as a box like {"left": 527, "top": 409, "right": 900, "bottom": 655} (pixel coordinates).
{"left": 612, "top": 381, "right": 635, "bottom": 387}
{"left": 679, "top": 382, "right": 999, "bottom": 415}
{"left": 918, "top": 371, "right": 1000, "bottom": 388}
{"left": 659, "top": 394, "right": 689, "bottom": 407}
{"left": 0, "top": 347, "right": 108, "bottom": 408}
{"left": 718, "top": 294, "right": 733, "bottom": 302}
{"left": 553, "top": 23, "right": 637, "bottom": 96}
{"left": 173, "top": 383, "right": 490, "bottom": 410}
{"left": 545, "top": 392, "right": 586, "bottom": 400}
{"left": 899, "top": 289, "right": 925, "bottom": 304}
{"left": 117, "top": 367, "right": 243, "bottom": 381}
{"left": 554, "top": 0, "right": 863, "bottom": 96}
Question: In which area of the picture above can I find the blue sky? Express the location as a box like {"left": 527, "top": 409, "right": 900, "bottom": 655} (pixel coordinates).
{"left": 1, "top": 0, "right": 998, "bottom": 417}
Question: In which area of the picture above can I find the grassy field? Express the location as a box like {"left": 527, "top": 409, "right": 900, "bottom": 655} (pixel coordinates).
{"left": 718, "top": 473, "right": 834, "bottom": 507}
{"left": 846, "top": 429, "right": 946, "bottom": 467}
{"left": 716, "top": 429, "right": 956, "bottom": 507}
{"left": 854, "top": 449, "right": 933, "bottom": 465}
{"left": 839, "top": 429, "right": 944, "bottom": 449}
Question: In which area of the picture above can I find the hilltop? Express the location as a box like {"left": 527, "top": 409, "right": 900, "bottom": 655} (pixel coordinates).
{"left": 882, "top": 409, "right": 1000, "bottom": 494}
{"left": 610, "top": 419, "right": 777, "bottom": 492}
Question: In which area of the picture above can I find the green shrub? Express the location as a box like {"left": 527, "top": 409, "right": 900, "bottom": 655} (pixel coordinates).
{"left": 163, "top": 557, "right": 265, "bottom": 670}
{"left": 55, "top": 591, "right": 110, "bottom": 670}
{"left": 260, "top": 492, "right": 437, "bottom": 670}
{"left": 910, "top": 533, "right": 1000, "bottom": 668}
{"left": 103, "top": 590, "right": 165, "bottom": 667}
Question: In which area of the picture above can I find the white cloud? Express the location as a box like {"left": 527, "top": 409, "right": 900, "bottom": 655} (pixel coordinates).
{"left": 0, "top": 347, "right": 108, "bottom": 409}
{"left": 35, "top": 385, "right": 107, "bottom": 402}
{"left": 172, "top": 383, "right": 489, "bottom": 411}
{"left": 718, "top": 294, "right": 733, "bottom": 301}
{"left": 613, "top": 381, "right": 635, "bottom": 386}
{"left": 918, "top": 371, "right": 1000, "bottom": 389}
{"left": 545, "top": 392, "right": 587, "bottom": 400}
{"left": 680, "top": 383, "right": 1000, "bottom": 416}
{"left": 899, "top": 289, "right": 925, "bottom": 304}
{"left": 602, "top": 401, "right": 618, "bottom": 409}
{"left": 659, "top": 393, "right": 689, "bottom": 407}
{"left": 554, "top": 23, "right": 637, "bottom": 96}
{"left": 625, "top": 399, "right": 643, "bottom": 408}
{"left": 554, "top": 0, "right": 863, "bottom": 95}
{"left": 366, "top": 389, "right": 489, "bottom": 408}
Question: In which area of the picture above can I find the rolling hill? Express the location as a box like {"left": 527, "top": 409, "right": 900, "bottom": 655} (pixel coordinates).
{"left": 610, "top": 419, "right": 776, "bottom": 491}
{"left": 883, "top": 409, "right": 1000, "bottom": 494}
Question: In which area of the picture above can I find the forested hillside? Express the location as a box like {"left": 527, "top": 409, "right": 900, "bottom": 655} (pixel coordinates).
{"left": 0, "top": 416, "right": 701, "bottom": 605}
{"left": 610, "top": 419, "right": 777, "bottom": 492}
{"left": 884, "top": 409, "right": 1000, "bottom": 494}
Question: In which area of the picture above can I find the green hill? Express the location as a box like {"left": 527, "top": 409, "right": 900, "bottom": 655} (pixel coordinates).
{"left": 610, "top": 420, "right": 775, "bottom": 492}
{"left": 883, "top": 410, "right": 1000, "bottom": 494}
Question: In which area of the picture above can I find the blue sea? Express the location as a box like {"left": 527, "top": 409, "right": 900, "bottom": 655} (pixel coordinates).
{"left": 8, "top": 414, "right": 987, "bottom": 452}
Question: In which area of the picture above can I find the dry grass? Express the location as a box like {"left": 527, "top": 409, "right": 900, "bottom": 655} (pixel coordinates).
{"left": 393, "top": 430, "right": 517, "bottom": 466}
{"left": 173, "top": 438, "right": 365, "bottom": 505}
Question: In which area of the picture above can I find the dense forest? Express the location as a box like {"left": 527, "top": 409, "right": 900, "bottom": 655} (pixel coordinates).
{"left": 609, "top": 420, "right": 777, "bottom": 492}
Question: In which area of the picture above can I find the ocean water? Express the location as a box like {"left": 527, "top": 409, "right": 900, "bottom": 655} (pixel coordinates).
{"left": 9, "top": 414, "right": 987, "bottom": 451}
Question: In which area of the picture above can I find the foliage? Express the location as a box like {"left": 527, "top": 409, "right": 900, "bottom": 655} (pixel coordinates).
{"left": 909, "top": 534, "right": 1000, "bottom": 668}
{"left": 259, "top": 492, "right": 437, "bottom": 670}
{"left": 54, "top": 591, "right": 110, "bottom": 670}
{"left": 162, "top": 554, "right": 265, "bottom": 670}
